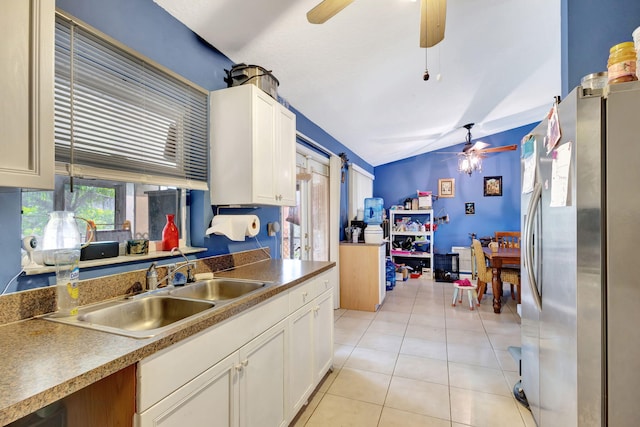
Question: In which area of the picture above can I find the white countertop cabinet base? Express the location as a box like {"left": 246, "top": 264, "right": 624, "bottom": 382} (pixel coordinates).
{"left": 135, "top": 269, "right": 334, "bottom": 427}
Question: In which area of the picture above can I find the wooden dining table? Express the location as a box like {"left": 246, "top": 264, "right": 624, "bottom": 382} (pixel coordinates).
{"left": 483, "top": 247, "right": 521, "bottom": 313}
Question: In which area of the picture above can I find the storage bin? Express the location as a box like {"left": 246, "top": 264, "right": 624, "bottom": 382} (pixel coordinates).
{"left": 434, "top": 253, "right": 460, "bottom": 282}
{"left": 413, "top": 241, "right": 431, "bottom": 252}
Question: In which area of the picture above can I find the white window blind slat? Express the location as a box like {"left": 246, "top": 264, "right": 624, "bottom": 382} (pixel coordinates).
{"left": 54, "top": 14, "right": 208, "bottom": 189}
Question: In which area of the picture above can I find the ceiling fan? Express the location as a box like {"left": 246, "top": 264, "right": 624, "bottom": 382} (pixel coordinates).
{"left": 306, "top": 0, "right": 447, "bottom": 48}
{"left": 460, "top": 123, "right": 518, "bottom": 155}
{"left": 439, "top": 123, "right": 518, "bottom": 175}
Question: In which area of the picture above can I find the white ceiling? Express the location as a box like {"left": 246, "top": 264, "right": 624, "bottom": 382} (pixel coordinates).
{"left": 154, "top": 0, "right": 561, "bottom": 166}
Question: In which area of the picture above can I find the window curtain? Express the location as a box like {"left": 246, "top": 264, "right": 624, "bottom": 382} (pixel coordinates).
{"left": 348, "top": 164, "right": 374, "bottom": 222}
{"left": 54, "top": 12, "right": 209, "bottom": 190}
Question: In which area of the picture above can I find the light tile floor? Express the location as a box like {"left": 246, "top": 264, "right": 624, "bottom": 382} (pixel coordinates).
{"left": 291, "top": 277, "right": 536, "bottom": 427}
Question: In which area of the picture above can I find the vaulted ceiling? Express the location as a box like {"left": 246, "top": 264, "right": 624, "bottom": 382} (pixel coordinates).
{"left": 154, "top": 0, "right": 561, "bottom": 166}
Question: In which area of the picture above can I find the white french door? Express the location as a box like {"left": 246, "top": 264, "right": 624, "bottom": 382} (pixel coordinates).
{"left": 282, "top": 148, "right": 329, "bottom": 261}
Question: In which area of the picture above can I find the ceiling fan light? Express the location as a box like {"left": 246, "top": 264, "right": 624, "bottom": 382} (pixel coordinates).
{"left": 458, "top": 156, "right": 470, "bottom": 174}
{"left": 458, "top": 153, "right": 482, "bottom": 176}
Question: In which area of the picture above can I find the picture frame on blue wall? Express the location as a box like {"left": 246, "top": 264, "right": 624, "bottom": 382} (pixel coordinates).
{"left": 483, "top": 176, "right": 502, "bottom": 197}
{"left": 438, "top": 178, "right": 455, "bottom": 198}
{"left": 465, "top": 202, "right": 475, "bottom": 215}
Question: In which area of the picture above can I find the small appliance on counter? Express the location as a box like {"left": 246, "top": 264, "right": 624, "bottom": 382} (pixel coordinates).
{"left": 348, "top": 220, "right": 366, "bottom": 243}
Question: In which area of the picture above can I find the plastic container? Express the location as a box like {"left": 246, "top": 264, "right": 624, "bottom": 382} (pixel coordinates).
{"left": 581, "top": 72, "right": 608, "bottom": 89}
{"left": 41, "top": 211, "right": 93, "bottom": 265}
{"left": 607, "top": 41, "right": 638, "bottom": 84}
{"left": 364, "top": 197, "right": 384, "bottom": 224}
{"left": 385, "top": 258, "right": 396, "bottom": 290}
{"left": 53, "top": 249, "right": 80, "bottom": 316}
{"left": 414, "top": 241, "right": 431, "bottom": 252}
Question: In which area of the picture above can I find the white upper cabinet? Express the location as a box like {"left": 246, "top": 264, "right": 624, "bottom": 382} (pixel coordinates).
{"left": 0, "top": 0, "right": 54, "bottom": 189}
{"left": 210, "top": 85, "right": 296, "bottom": 206}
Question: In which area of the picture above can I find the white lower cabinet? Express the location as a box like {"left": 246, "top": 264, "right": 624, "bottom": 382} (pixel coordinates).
{"left": 313, "top": 290, "right": 334, "bottom": 381}
{"left": 289, "top": 303, "right": 315, "bottom": 416}
{"left": 135, "top": 269, "right": 334, "bottom": 427}
{"left": 289, "top": 287, "right": 334, "bottom": 417}
{"left": 239, "top": 321, "right": 288, "bottom": 427}
{"left": 137, "top": 352, "right": 240, "bottom": 427}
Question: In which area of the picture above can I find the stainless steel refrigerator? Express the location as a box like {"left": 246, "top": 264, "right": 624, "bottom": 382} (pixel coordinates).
{"left": 521, "top": 80, "right": 640, "bottom": 426}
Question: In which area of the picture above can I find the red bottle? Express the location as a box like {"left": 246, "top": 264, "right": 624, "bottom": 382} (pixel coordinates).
{"left": 162, "top": 214, "right": 179, "bottom": 251}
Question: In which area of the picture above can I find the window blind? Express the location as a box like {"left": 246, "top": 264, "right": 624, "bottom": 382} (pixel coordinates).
{"left": 54, "top": 14, "right": 209, "bottom": 190}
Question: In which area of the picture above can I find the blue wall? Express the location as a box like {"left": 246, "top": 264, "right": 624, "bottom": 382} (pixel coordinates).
{"left": 562, "top": 0, "right": 640, "bottom": 95}
{"left": 374, "top": 124, "right": 534, "bottom": 253}
{"left": 2, "top": 0, "right": 638, "bottom": 290}
{"left": 1, "top": 0, "right": 372, "bottom": 292}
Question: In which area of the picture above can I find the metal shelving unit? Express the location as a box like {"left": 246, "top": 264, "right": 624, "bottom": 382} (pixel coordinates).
{"left": 388, "top": 209, "right": 434, "bottom": 279}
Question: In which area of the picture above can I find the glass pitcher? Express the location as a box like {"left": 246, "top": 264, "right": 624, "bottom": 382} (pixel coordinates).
{"left": 41, "top": 211, "right": 93, "bottom": 265}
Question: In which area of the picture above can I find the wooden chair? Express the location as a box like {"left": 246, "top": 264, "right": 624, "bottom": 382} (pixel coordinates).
{"left": 495, "top": 231, "right": 521, "bottom": 249}
{"left": 471, "top": 239, "right": 520, "bottom": 303}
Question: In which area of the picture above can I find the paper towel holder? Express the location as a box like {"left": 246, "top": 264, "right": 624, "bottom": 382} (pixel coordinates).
{"left": 205, "top": 214, "right": 260, "bottom": 241}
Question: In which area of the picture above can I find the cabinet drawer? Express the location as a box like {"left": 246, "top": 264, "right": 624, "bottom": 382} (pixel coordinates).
{"left": 314, "top": 271, "right": 332, "bottom": 295}
{"left": 289, "top": 278, "right": 317, "bottom": 313}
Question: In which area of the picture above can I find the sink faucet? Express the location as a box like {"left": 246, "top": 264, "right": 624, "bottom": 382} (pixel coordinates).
{"left": 146, "top": 262, "right": 159, "bottom": 291}
{"left": 144, "top": 249, "right": 196, "bottom": 291}
{"left": 171, "top": 247, "right": 196, "bottom": 284}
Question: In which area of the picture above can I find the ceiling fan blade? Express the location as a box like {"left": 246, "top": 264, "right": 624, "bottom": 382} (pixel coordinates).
{"left": 420, "top": 0, "right": 446, "bottom": 48}
{"left": 476, "top": 144, "right": 518, "bottom": 154}
{"left": 470, "top": 141, "right": 489, "bottom": 151}
{"left": 307, "top": 0, "right": 354, "bottom": 24}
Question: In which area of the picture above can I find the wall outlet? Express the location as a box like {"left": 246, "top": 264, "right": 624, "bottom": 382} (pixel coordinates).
{"left": 267, "top": 222, "right": 280, "bottom": 237}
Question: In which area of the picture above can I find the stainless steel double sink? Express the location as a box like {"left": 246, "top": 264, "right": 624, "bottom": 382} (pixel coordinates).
{"left": 44, "top": 278, "right": 270, "bottom": 339}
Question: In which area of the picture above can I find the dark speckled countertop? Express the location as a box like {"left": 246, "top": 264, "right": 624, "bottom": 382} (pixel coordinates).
{"left": 0, "top": 257, "right": 334, "bottom": 426}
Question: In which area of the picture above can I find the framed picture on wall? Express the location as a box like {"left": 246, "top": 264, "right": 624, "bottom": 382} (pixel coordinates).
{"left": 438, "top": 178, "right": 455, "bottom": 198}
{"left": 483, "top": 176, "right": 502, "bottom": 197}
{"left": 465, "top": 202, "right": 475, "bottom": 215}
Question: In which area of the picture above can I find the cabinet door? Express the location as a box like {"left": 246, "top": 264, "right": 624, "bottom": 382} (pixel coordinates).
{"left": 252, "top": 89, "right": 277, "bottom": 205}
{"left": 313, "top": 290, "right": 334, "bottom": 382}
{"left": 137, "top": 352, "right": 240, "bottom": 427}
{"left": 289, "top": 304, "right": 314, "bottom": 416}
{"left": 275, "top": 106, "right": 296, "bottom": 206}
{"left": 0, "top": 0, "right": 54, "bottom": 189}
{"left": 239, "top": 320, "right": 288, "bottom": 427}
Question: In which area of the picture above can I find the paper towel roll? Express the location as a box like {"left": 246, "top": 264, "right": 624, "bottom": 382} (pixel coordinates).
{"left": 205, "top": 215, "right": 260, "bottom": 241}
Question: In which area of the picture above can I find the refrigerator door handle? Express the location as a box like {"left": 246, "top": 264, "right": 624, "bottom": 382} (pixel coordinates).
{"left": 524, "top": 182, "right": 543, "bottom": 311}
